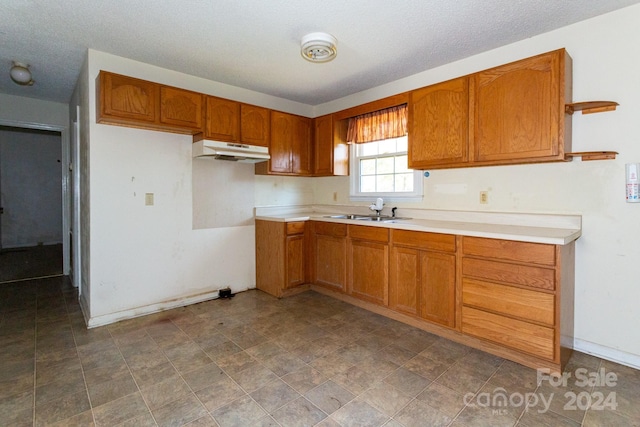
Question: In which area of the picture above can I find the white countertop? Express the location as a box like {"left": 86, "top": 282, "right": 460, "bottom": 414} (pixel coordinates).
{"left": 255, "top": 205, "right": 582, "bottom": 245}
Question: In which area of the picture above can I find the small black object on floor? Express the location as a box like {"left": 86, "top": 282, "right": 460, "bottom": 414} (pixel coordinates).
{"left": 218, "top": 287, "right": 234, "bottom": 299}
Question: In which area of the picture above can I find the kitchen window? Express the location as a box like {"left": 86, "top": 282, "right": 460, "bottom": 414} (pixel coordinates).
{"left": 347, "top": 105, "right": 423, "bottom": 202}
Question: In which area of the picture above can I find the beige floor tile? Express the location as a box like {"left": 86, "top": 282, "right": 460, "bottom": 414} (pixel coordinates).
{"left": 358, "top": 381, "right": 413, "bottom": 417}
{"left": 140, "top": 375, "right": 192, "bottom": 410}
{"left": 0, "top": 391, "right": 33, "bottom": 427}
{"left": 230, "top": 364, "right": 279, "bottom": 393}
{"left": 384, "top": 366, "right": 432, "bottom": 397}
{"left": 195, "top": 374, "right": 247, "bottom": 412}
{"left": 250, "top": 378, "right": 301, "bottom": 413}
{"left": 416, "top": 382, "right": 466, "bottom": 418}
{"left": 304, "top": 379, "right": 355, "bottom": 415}
{"left": 151, "top": 394, "right": 208, "bottom": 427}
{"left": 271, "top": 396, "right": 327, "bottom": 427}
{"left": 212, "top": 394, "right": 269, "bottom": 427}
{"left": 331, "top": 400, "right": 389, "bottom": 427}
{"left": 92, "top": 391, "right": 149, "bottom": 426}
{"left": 281, "top": 366, "right": 329, "bottom": 394}
{"left": 35, "top": 389, "right": 91, "bottom": 427}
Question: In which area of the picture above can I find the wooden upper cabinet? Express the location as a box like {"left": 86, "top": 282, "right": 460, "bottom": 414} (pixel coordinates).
{"left": 241, "top": 104, "right": 270, "bottom": 147}
{"left": 293, "top": 115, "right": 313, "bottom": 175}
{"left": 160, "top": 86, "right": 204, "bottom": 132}
{"left": 98, "top": 72, "right": 159, "bottom": 125}
{"left": 473, "top": 49, "right": 570, "bottom": 162}
{"left": 409, "top": 76, "right": 469, "bottom": 168}
{"left": 205, "top": 96, "right": 240, "bottom": 141}
{"left": 314, "top": 114, "right": 333, "bottom": 175}
{"left": 313, "top": 114, "right": 348, "bottom": 176}
{"left": 98, "top": 71, "right": 202, "bottom": 134}
{"left": 269, "top": 111, "right": 294, "bottom": 173}
{"left": 265, "top": 111, "right": 312, "bottom": 175}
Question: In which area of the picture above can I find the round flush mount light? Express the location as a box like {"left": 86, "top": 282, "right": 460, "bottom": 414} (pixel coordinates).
{"left": 10, "top": 62, "right": 34, "bottom": 86}
{"left": 301, "top": 32, "right": 337, "bottom": 63}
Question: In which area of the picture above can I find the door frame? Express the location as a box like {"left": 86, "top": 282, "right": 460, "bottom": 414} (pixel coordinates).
{"left": 0, "top": 118, "right": 74, "bottom": 283}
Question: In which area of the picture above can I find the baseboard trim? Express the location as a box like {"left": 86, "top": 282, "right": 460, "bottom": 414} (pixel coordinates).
{"left": 85, "top": 288, "right": 248, "bottom": 329}
{"left": 573, "top": 338, "right": 640, "bottom": 370}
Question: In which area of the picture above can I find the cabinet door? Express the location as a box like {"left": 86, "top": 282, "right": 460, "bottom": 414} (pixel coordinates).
{"left": 408, "top": 77, "right": 469, "bottom": 168}
{"left": 313, "top": 114, "right": 334, "bottom": 175}
{"left": 270, "top": 111, "right": 294, "bottom": 173}
{"left": 420, "top": 251, "right": 456, "bottom": 327}
{"left": 286, "top": 235, "right": 305, "bottom": 288}
{"left": 473, "top": 50, "right": 563, "bottom": 162}
{"left": 255, "top": 220, "right": 285, "bottom": 298}
{"left": 293, "top": 116, "right": 313, "bottom": 175}
{"left": 241, "top": 104, "right": 270, "bottom": 147}
{"left": 99, "top": 72, "right": 159, "bottom": 124}
{"left": 160, "top": 86, "right": 203, "bottom": 131}
{"left": 349, "top": 239, "right": 389, "bottom": 306}
{"left": 389, "top": 246, "right": 419, "bottom": 316}
{"left": 314, "top": 235, "right": 347, "bottom": 292}
{"left": 205, "top": 96, "right": 240, "bottom": 141}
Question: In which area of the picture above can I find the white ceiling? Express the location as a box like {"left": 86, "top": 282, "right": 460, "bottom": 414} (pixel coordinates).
{"left": 1, "top": 0, "right": 639, "bottom": 106}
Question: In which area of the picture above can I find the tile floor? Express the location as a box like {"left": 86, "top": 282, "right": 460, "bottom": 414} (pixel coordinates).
{"left": 1, "top": 276, "right": 639, "bottom": 426}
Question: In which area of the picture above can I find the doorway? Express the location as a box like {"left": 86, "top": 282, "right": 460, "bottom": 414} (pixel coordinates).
{"left": 0, "top": 125, "right": 64, "bottom": 283}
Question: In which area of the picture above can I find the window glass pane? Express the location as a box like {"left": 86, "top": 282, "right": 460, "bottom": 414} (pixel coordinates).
{"left": 359, "top": 141, "right": 378, "bottom": 157}
{"left": 360, "top": 175, "right": 376, "bottom": 192}
{"left": 360, "top": 158, "right": 376, "bottom": 175}
{"left": 376, "top": 156, "right": 395, "bottom": 174}
{"left": 378, "top": 138, "right": 397, "bottom": 154}
{"left": 377, "top": 174, "right": 395, "bottom": 192}
{"left": 395, "top": 155, "right": 410, "bottom": 173}
{"left": 395, "top": 173, "right": 414, "bottom": 192}
{"left": 396, "top": 136, "right": 408, "bottom": 152}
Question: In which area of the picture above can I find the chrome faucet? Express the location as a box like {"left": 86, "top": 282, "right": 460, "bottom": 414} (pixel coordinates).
{"left": 369, "top": 197, "right": 384, "bottom": 216}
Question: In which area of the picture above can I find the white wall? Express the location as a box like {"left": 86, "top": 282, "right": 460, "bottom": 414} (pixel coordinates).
{"left": 83, "top": 50, "right": 317, "bottom": 325}
{"left": 312, "top": 5, "right": 640, "bottom": 366}
{"left": 0, "top": 128, "right": 62, "bottom": 247}
{"left": 0, "top": 93, "right": 69, "bottom": 127}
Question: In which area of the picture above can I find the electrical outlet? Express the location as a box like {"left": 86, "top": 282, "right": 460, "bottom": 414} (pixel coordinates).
{"left": 145, "top": 193, "right": 154, "bottom": 206}
{"left": 333, "top": 192, "right": 338, "bottom": 202}
{"left": 479, "top": 191, "right": 489, "bottom": 204}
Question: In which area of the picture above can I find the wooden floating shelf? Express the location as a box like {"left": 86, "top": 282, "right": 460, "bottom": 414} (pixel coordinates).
{"left": 565, "top": 101, "right": 619, "bottom": 115}
{"left": 565, "top": 151, "right": 618, "bottom": 161}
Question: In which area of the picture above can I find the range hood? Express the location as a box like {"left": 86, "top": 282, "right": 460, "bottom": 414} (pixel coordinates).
{"left": 192, "top": 134, "right": 270, "bottom": 163}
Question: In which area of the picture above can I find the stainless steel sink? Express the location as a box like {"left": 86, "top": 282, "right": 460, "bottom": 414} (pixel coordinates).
{"left": 356, "top": 216, "right": 411, "bottom": 222}
{"left": 356, "top": 216, "right": 392, "bottom": 221}
{"left": 323, "top": 214, "right": 411, "bottom": 222}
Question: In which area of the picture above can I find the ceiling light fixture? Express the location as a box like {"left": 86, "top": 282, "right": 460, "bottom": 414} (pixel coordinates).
{"left": 10, "top": 62, "right": 34, "bottom": 86}
{"left": 301, "top": 32, "right": 337, "bottom": 63}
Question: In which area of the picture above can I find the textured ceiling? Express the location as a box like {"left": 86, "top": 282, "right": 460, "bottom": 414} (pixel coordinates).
{"left": 1, "top": 0, "right": 639, "bottom": 106}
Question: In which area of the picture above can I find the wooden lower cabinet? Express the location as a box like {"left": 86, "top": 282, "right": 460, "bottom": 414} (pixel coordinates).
{"left": 348, "top": 225, "right": 389, "bottom": 306}
{"left": 311, "top": 222, "right": 347, "bottom": 292}
{"left": 255, "top": 220, "right": 307, "bottom": 298}
{"left": 282, "top": 219, "right": 575, "bottom": 373}
{"left": 460, "top": 236, "right": 575, "bottom": 369}
{"left": 389, "top": 230, "right": 456, "bottom": 328}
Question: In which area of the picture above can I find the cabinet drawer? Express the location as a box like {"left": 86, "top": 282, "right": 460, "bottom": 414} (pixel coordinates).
{"left": 391, "top": 230, "right": 456, "bottom": 252}
{"left": 462, "top": 278, "right": 555, "bottom": 326}
{"left": 462, "top": 306, "right": 555, "bottom": 360}
{"left": 286, "top": 221, "right": 306, "bottom": 235}
{"left": 462, "top": 258, "right": 555, "bottom": 291}
{"left": 313, "top": 222, "right": 347, "bottom": 238}
{"left": 349, "top": 225, "right": 389, "bottom": 242}
{"left": 463, "top": 237, "right": 555, "bottom": 266}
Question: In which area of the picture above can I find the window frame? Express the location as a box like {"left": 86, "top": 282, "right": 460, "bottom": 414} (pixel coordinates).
{"left": 349, "top": 137, "right": 423, "bottom": 202}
